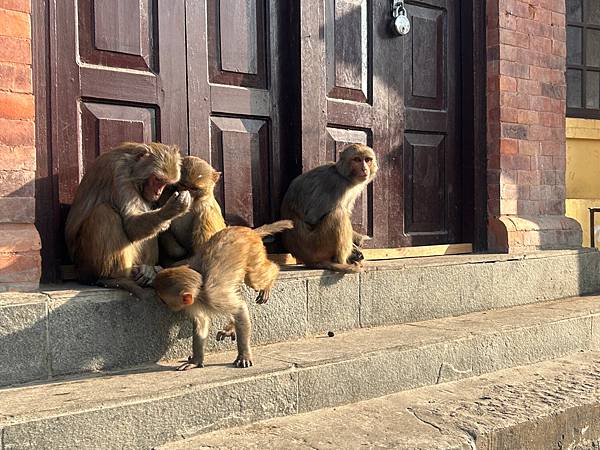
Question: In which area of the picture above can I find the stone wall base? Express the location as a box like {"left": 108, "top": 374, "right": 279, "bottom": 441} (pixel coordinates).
{"left": 0, "top": 224, "right": 41, "bottom": 292}
{"left": 488, "top": 215, "right": 583, "bottom": 253}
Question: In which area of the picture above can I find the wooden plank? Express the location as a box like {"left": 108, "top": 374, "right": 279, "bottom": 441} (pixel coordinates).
{"left": 268, "top": 243, "right": 473, "bottom": 265}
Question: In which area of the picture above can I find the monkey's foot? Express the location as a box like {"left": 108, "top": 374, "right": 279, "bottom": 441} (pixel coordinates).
{"left": 233, "top": 354, "right": 253, "bottom": 368}
{"left": 178, "top": 358, "right": 204, "bottom": 371}
{"left": 132, "top": 265, "right": 159, "bottom": 286}
{"left": 348, "top": 245, "right": 365, "bottom": 264}
{"left": 255, "top": 289, "right": 270, "bottom": 304}
{"left": 216, "top": 329, "right": 236, "bottom": 341}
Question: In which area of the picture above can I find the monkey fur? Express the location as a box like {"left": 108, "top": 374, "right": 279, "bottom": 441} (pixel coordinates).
{"left": 281, "top": 143, "right": 378, "bottom": 273}
{"left": 65, "top": 142, "right": 192, "bottom": 299}
{"left": 158, "top": 156, "right": 226, "bottom": 265}
{"left": 154, "top": 220, "right": 294, "bottom": 370}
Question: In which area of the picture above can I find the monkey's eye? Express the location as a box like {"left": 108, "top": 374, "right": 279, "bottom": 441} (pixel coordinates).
{"left": 352, "top": 157, "right": 362, "bottom": 163}
{"left": 365, "top": 157, "right": 373, "bottom": 163}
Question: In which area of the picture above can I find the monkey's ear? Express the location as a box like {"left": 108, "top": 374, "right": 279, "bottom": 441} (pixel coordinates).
{"left": 182, "top": 293, "right": 194, "bottom": 305}
{"left": 212, "top": 171, "right": 221, "bottom": 183}
{"left": 135, "top": 145, "right": 151, "bottom": 161}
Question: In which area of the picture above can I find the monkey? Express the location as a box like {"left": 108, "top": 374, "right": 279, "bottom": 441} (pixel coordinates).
{"left": 153, "top": 220, "right": 294, "bottom": 370}
{"left": 280, "top": 143, "right": 378, "bottom": 273}
{"left": 64, "top": 142, "right": 192, "bottom": 300}
{"left": 158, "top": 156, "right": 226, "bottom": 265}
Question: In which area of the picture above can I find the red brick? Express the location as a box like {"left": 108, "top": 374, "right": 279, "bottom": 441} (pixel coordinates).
{"left": 503, "top": 1, "right": 535, "bottom": 19}
{"left": 0, "top": 144, "right": 34, "bottom": 170}
{"left": 0, "top": 62, "right": 31, "bottom": 93}
{"left": 517, "top": 79, "right": 542, "bottom": 95}
{"left": 0, "top": 118, "right": 34, "bottom": 146}
{"left": 500, "top": 106, "right": 519, "bottom": 123}
{"left": 0, "top": 252, "right": 40, "bottom": 283}
{"left": 499, "top": 75, "right": 517, "bottom": 92}
{"left": 499, "top": 30, "right": 530, "bottom": 49}
{"left": 501, "top": 123, "right": 529, "bottom": 139}
{"left": 501, "top": 183, "right": 519, "bottom": 199}
{"left": 517, "top": 200, "right": 542, "bottom": 215}
{"left": 0, "top": 8, "right": 30, "bottom": 39}
{"left": 528, "top": 125, "right": 563, "bottom": 141}
{"left": 0, "top": 169, "right": 34, "bottom": 196}
{"left": 0, "top": 223, "right": 40, "bottom": 252}
{"left": 551, "top": 156, "right": 565, "bottom": 170}
{"left": 516, "top": 17, "right": 553, "bottom": 38}
{"left": 501, "top": 154, "right": 530, "bottom": 170}
{"left": 538, "top": 111, "right": 564, "bottom": 128}
{"left": 0, "top": 196, "right": 34, "bottom": 222}
{"left": 0, "top": 91, "right": 33, "bottom": 119}
{"left": 517, "top": 170, "right": 541, "bottom": 185}
{"left": 500, "top": 138, "right": 519, "bottom": 155}
{"left": 551, "top": 39, "right": 566, "bottom": 57}
{"left": 530, "top": 66, "right": 564, "bottom": 83}
{"left": 499, "top": 60, "right": 530, "bottom": 79}
{"left": 532, "top": 155, "right": 554, "bottom": 170}
{"left": 540, "top": 141, "right": 563, "bottom": 155}
{"left": 0, "top": 36, "right": 30, "bottom": 64}
{"left": 529, "top": 185, "right": 552, "bottom": 200}
{"left": 500, "top": 92, "right": 530, "bottom": 109}
{"left": 518, "top": 110, "right": 540, "bottom": 125}
{"left": 519, "top": 140, "right": 541, "bottom": 155}
{"left": 540, "top": 170, "right": 556, "bottom": 185}
{"left": 0, "top": 0, "right": 31, "bottom": 13}
{"left": 553, "top": 26, "right": 566, "bottom": 42}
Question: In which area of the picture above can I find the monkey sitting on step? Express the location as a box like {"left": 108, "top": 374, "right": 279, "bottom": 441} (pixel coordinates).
{"left": 153, "top": 220, "right": 293, "bottom": 370}
{"left": 158, "top": 156, "right": 226, "bottom": 265}
{"left": 281, "top": 143, "right": 378, "bottom": 273}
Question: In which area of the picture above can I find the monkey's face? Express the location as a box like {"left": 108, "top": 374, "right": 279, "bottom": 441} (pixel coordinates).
{"left": 157, "top": 290, "right": 194, "bottom": 312}
{"left": 143, "top": 173, "right": 171, "bottom": 202}
{"left": 338, "top": 144, "right": 378, "bottom": 184}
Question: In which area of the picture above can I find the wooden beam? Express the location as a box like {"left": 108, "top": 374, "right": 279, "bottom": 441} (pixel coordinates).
{"left": 268, "top": 243, "right": 473, "bottom": 265}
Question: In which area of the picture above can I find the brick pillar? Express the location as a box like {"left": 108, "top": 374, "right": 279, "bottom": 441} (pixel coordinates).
{"left": 0, "top": 0, "right": 41, "bottom": 291}
{"left": 486, "top": 0, "right": 582, "bottom": 252}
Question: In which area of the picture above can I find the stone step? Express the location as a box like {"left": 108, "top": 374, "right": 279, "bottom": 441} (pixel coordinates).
{"left": 2, "top": 249, "right": 599, "bottom": 387}
{"left": 1, "top": 294, "right": 600, "bottom": 449}
{"left": 160, "top": 351, "right": 600, "bottom": 450}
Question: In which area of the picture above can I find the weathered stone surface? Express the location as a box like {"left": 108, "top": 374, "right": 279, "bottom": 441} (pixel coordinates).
{"left": 1, "top": 353, "right": 297, "bottom": 450}
{"left": 46, "top": 288, "right": 192, "bottom": 376}
{"left": 162, "top": 352, "right": 600, "bottom": 450}
{"left": 2, "top": 297, "right": 600, "bottom": 449}
{"left": 307, "top": 272, "right": 359, "bottom": 334}
{"left": 0, "top": 292, "right": 48, "bottom": 386}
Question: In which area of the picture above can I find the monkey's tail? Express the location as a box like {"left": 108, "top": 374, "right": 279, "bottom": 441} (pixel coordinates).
{"left": 253, "top": 220, "right": 294, "bottom": 237}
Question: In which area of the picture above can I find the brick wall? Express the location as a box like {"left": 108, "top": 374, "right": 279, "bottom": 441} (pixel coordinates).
{"left": 486, "top": 0, "right": 582, "bottom": 252}
{"left": 0, "top": 0, "right": 41, "bottom": 291}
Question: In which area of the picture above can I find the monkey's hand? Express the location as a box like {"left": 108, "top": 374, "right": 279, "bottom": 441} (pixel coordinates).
{"left": 132, "top": 264, "right": 159, "bottom": 287}
{"left": 216, "top": 318, "right": 236, "bottom": 341}
{"left": 352, "top": 232, "right": 372, "bottom": 247}
{"left": 160, "top": 190, "right": 192, "bottom": 220}
{"left": 255, "top": 289, "right": 270, "bottom": 304}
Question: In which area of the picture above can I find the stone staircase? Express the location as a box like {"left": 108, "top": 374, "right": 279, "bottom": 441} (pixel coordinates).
{"left": 1, "top": 249, "right": 600, "bottom": 449}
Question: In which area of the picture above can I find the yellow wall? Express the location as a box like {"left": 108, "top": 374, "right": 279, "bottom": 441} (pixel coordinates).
{"left": 566, "top": 118, "right": 600, "bottom": 247}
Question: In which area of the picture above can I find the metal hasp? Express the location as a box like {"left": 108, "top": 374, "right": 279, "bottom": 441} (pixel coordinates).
{"left": 589, "top": 207, "right": 600, "bottom": 247}
{"left": 392, "top": 0, "right": 410, "bottom": 36}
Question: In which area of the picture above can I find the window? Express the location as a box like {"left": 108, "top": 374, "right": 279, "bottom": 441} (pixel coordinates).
{"left": 567, "top": 0, "right": 600, "bottom": 118}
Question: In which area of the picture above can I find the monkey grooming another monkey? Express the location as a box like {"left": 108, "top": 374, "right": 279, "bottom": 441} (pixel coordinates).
{"left": 281, "top": 143, "right": 378, "bottom": 273}
{"left": 65, "top": 142, "right": 192, "bottom": 300}
{"left": 158, "top": 156, "right": 226, "bottom": 265}
{"left": 154, "top": 220, "right": 293, "bottom": 370}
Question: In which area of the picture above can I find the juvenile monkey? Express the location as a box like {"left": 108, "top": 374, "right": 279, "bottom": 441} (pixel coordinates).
{"left": 154, "top": 220, "right": 294, "bottom": 370}
{"left": 65, "top": 142, "right": 191, "bottom": 299}
{"left": 158, "top": 156, "right": 226, "bottom": 264}
{"left": 281, "top": 143, "right": 378, "bottom": 273}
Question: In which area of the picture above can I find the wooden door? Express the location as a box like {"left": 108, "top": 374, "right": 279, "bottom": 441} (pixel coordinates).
{"left": 185, "top": 0, "right": 294, "bottom": 227}
{"left": 39, "top": 0, "right": 188, "bottom": 278}
{"left": 301, "top": 0, "right": 462, "bottom": 247}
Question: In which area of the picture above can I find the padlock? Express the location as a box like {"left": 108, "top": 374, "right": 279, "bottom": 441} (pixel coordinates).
{"left": 393, "top": 10, "right": 411, "bottom": 36}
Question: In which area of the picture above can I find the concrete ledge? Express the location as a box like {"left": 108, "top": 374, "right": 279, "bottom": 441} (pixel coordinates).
{"left": 1, "top": 249, "right": 599, "bottom": 386}
{"left": 170, "top": 351, "right": 600, "bottom": 450}
{"left": 1, "top": 295, "right": 600, "bottom": 449}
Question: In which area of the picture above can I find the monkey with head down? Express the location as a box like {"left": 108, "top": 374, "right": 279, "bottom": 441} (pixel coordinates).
{"left": 65, "top": 142, "right": 191, "bottom": 300}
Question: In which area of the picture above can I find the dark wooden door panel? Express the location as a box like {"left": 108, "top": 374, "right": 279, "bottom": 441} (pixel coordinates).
{"left": 301, "top": 0, "right": 461, "bottom": 247}
{"left": 187, "top": 0, "right": 287, "bottom": 228}
{"left": 404, "top": 0, "right": 460, "bottom": 244}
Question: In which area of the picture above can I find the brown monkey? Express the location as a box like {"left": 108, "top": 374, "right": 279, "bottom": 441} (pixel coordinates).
{"left": 154, "top": 220, "right": 293, "bottom": 370}
{"left": 65, "top": 142, "right": 192, "bottom": 299}
{"left": 158, "top": 156, "right": 226, "bottom": 265}
{"left": 281, "top": 143, "right": 378, "bottom": 273}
